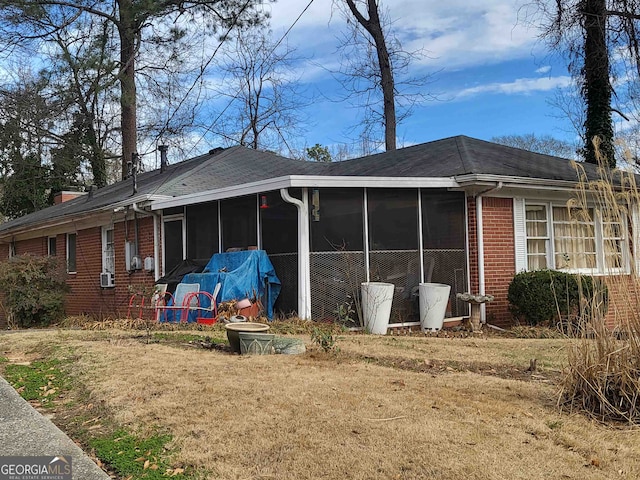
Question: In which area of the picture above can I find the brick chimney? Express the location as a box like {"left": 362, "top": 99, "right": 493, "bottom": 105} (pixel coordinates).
{"left": 53, "top": 191, "right": 86, "bottom": 205}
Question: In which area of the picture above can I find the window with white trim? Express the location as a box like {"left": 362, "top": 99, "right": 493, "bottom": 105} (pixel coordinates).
{"left": 48, "top": 236, "right": 57, "bottom": 256}
{"left": 525, "top": 205, "right": 549, "bottom": 270}
{"left": 66, "top": 233, "right": 77, "bottom": 273}
{"left": 520, "top": 202, "right": 627, "bottom": 274}
{"left": 102, "top": 227, "right": 115, "bottom": 274}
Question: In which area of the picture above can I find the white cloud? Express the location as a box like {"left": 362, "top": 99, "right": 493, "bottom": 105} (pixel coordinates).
{"left": 535, "top": 65, "right": 551, "bottom": 74}
{"left": 265, "top": 0, "right": 544, "bottom": 72}
{"left": 455, "top": 76, "right": 572, "bottom": 99}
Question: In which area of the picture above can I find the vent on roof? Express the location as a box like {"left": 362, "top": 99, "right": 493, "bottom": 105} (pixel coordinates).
{"left": 159, "top": 144, "right": 168, "bottom": 173}
{"left": 208, "top": 147, "right": 224, "bottom": 155}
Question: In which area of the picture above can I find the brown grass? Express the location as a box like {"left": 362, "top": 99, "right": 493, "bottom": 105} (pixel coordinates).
{"left": 2, "top": 329, "right": 640, "bottom": 479}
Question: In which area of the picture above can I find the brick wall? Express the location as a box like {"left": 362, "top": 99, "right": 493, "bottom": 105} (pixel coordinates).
{"left": 0, "top": 215, "right": 158, "bottom": 323}
{"left": 603, "top": 275, "right": 640, "bottom": 329}
{"left": 466, "top": 196, "right": 516, "bottom": 327}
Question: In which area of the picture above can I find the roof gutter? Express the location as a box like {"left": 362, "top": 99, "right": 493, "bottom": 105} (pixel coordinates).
{"left": 132, "top": 203, "right": 161, "bottom": 281}
{"left": 280, "top": 188, "right": 311, "bottom": 319}
{"left": 455, "top": 173, "right": 579, "bottom": 191}
{"left": 476, "top": 181, "right": 503, "bottom": 324}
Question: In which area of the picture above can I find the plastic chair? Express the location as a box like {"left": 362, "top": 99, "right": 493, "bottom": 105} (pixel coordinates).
{"left": 155, "top": 283, "right": 200, "bottom": 322}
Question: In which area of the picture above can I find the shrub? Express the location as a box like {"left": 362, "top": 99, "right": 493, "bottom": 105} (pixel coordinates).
{"left": 507, "top": 269, "right": 607, "bottom": 327}
{"left": 0, "top": 254, "right": 69, "bottom": 328}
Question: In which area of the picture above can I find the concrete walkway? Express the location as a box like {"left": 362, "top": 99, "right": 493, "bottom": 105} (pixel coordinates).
{"left": 0, "top": 375, "right": 110, "bottom": 480}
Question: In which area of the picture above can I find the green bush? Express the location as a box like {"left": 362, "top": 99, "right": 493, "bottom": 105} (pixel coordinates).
{"left": 0, "top": 254, "right": 69, "bottom": 327}
{"left": 508, "top": 270, "right": 607, "bottom": 327}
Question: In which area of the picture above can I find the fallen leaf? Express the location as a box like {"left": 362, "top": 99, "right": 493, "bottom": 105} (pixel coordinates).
{"left": 134, "top": 457, "right": 145, "bottom": 462}
{"left": 143, "top": 459, "right": 150, "bottom": 470}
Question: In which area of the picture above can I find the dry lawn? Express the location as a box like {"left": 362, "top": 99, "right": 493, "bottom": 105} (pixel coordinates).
{"left": 1, "top": 329, "right": 640, "bottom": 479}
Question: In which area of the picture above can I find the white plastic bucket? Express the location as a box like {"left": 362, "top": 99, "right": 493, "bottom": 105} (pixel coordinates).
{"left": 419, "top": 283, "right": 451, "bottom": 331}
{"left": 361, "top": 282, "right": 394, "bottom": 334}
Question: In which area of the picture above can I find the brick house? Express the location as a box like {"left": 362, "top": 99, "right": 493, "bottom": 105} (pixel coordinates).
{"left": 0, "top": 136, "right": 631, "bottom": 327}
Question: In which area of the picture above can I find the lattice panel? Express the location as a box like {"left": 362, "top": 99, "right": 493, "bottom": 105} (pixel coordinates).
{"left": 424, "top": 249, "right": 469, "bottom": 318}
{"left": 310, "top": 251, "right": 365, "bottom": 322}
{"left": 308, "top": 249, "right": 469, "bottom": 324}
{"left": 369, "top": 250, "right": 421, "bottom": 323}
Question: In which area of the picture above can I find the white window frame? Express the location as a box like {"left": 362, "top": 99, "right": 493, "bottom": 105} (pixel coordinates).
{"left": 102, "top": 226, "right": 115, "bottom": 274}
{"left": 525, "top": 203, "right": 551, "bottom": 270}
{"left": 48, "top": 236, "right": 57, "bottom": 256}
{"left": 517, "top": 200, "right": 629, "bottom": 275}
{"left": 66, "top": 233, "right": 77, "bottom": 274}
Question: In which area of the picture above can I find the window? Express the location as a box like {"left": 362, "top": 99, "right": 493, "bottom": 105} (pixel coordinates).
{"left": 553, "top": 206, "right": 596, "bottom": 270}
{"left": 525, "top": 205, "right": 549, "bottom": 270}
{"left": 48, "top": 236, "right": 57, "bottom": 256}
{"left": 102, "top": 227, "right": 115, "bottom": 274}
{"left": 521, "top": 202, "right": 626, "bottom": 274}
{"left": 66, "top": 233, "right": 77, "bottom": 273}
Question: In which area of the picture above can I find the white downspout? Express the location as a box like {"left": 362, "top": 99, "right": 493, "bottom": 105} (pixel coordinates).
{"left": 475, "top": 182, "right": 502, "bottom": 323}
{"left": 280, "top": 188, "right": 311, "bottom": 319}
{"left": 132, "top": 203, "right": 161, "bottom": 281}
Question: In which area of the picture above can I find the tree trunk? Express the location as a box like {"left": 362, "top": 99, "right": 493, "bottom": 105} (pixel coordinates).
{"left": 346, "top": 0, "right": 397, "bottom": 151}
{"left": 582, "top": 0, "right": 614, "bottom": 167}
{"left": 118, "top": 0, "right": 138, "bottom": 179}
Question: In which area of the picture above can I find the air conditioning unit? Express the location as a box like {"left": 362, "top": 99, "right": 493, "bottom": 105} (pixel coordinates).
{"left": 100, "top": 272, "right": 114, "bottom": 288}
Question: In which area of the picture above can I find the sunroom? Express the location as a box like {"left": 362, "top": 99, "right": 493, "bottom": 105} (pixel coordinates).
{"left": 154, "top": 184, "right": 470, "bottom": 326}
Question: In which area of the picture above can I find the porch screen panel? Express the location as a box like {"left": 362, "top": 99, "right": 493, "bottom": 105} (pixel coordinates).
{"left": 421, "top": 190, "right": 468, "bottom": 318}
{"left": 164, "top": 219, "right": 183, "bottom": 273}
{"left": 261, "top": 190, "right": 299, "bottom": 315}
{"left": 368, "top": 189, "right": 418, "bottom": 250}
{"left": 260, "top": 191, "right": 298, "bottom": 254}
{"left": 186, "top": 201, "right": 219, "bottom": 261}
{"left": 310, "top": 188, "right": 364, "bottom": 252}
{"left": 221, "top": 195, "right": 257, "bottom": 251}
{"left": 368, "top": 189, "right": 420, "bottom": 322}
{"left": 309, "top": 188, "right": 365, "bottom": 321}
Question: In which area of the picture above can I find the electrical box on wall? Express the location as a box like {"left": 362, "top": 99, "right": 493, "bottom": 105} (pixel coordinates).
{"left": 143, "top": 256, "right": 154, "bottom": 272}
{"left": 125, "top": 241, "right": 142, "bottom": 271}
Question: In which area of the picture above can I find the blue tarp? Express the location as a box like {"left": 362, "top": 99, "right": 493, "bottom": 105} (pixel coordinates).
{"left": 171, "top": 250, "right": 280, "bottom": 321}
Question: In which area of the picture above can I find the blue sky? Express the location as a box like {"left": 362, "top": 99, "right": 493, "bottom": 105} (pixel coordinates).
{"left": 259, "top": 0, "right": 578, "bottom": 152}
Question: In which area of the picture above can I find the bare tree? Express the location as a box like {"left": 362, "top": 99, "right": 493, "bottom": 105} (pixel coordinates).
{"left": 213, "top": 29, "right": 308, "bottom": 155}
{"left": 491, "top": 133, "right": 578, "bottom": 159}
{"left": 334, "top": 0, "right": 431, "bottom": 152}
{"left": 531, "top": 0, "right": 640, "bottom": 167}
{"left": 0, "top": 0, "right": 266, "bottom": 179}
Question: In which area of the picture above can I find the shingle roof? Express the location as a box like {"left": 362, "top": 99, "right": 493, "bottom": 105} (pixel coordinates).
{"left": 0, "top": 135, "right": 600, "bottom": 235}
{"left": 327, "top": 135, "right": 590, "bottom": 181}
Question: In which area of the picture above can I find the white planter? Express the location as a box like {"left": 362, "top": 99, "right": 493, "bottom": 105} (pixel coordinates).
{"left": 361, "top": 282, "right": 394, "bottom": 334}
{"left": 419, "top": 283, "right": 451, "bottom": 332}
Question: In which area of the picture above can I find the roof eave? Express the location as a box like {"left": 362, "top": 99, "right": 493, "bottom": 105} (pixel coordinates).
{"left": 151, "top": 175, "right": 460, "bottom": 210}
{"left": 0, "top": 193, "right": 171, "bottom": 240}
